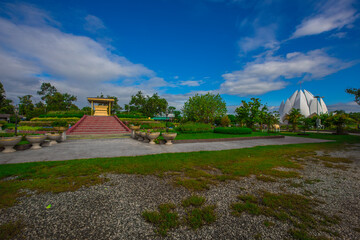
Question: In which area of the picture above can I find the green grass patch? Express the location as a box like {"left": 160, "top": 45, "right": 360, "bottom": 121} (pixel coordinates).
{"left": 142, "top": 203, "right": 179, "bottom": 236}
{"left": 256, "top": 175, "right": 277, "bottom": 182}
{"left": 231, "top": 191, "right": 340, "bottom": 239}
{"left": 185, "top": 205, "right": 216, "bottom": 229}
{"left": 182, "top": 195, "right": 206, "bottom": 208}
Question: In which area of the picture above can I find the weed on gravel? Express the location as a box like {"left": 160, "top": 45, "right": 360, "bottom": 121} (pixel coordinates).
{"left": 231, "top": 191, "right": 340, "bottom": 239}
{"left": 142, "top": 203, "right": 179, "bottom": 236}
{"left": 143, "top": 195, "right": 216, "bottom": 236}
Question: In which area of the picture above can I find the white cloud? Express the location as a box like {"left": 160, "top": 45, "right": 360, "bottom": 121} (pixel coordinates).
{"left": 238, "top": 24, "right": 279, "bottom": 54}
{"left": 179, "top": 80, "right": 204, "bottom": 87}
{"left": 84, "top": 15, "right": 106, "bottom": 33}
{"left": 0, "top": 3, "right": 169, "bottom": 108}
{"left": 220, "top": 49, "right": 350, "bottom": 96}
{"left": 327, "top": 101, "right": 360, "bottom": 112}
{"left": 292, "top": 0, "right": 358, "bottom": 38}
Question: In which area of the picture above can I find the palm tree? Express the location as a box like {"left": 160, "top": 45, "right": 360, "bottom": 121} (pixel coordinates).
{"left": 285, "top": 108, "right": 304, "bottom": 132}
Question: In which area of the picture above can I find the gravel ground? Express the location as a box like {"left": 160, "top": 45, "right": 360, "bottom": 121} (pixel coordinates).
{"left": 1, "top": 145, "right": 359, "bottom": 239}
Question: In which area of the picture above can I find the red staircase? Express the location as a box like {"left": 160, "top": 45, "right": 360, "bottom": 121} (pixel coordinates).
{"left": 66, "top": 116, "right": 130, "bottom": 135}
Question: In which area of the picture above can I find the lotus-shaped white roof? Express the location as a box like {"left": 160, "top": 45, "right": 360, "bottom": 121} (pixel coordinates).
{"left": 279, "top": 89, "right": 328, "bottom": 122}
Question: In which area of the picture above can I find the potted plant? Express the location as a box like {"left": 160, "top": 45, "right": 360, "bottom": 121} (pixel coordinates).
{"left": 25, "top": 134, "right": 47, "bottom": 150}
{"left": 46, "top": 132, "right": 61, "bottom": 146}
{"left": 0, "top": 134, "right": 22, "bottom": 153}
{"left": 146, "top": 130, "right": 160, "bottom": 144}
{"left": 162, "top": 132, "right": 177, "bottom": 145}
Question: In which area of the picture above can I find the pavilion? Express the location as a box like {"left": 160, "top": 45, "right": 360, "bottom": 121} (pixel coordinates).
{"left": 87, "top": 97, "right": 115, "bottom": 116}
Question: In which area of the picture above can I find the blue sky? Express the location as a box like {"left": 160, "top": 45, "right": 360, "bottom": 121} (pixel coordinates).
{"left": 0, "top": 0, "right": 359, "bottom": 112}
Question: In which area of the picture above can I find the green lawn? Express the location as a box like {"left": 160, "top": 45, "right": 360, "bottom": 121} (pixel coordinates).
{"left": 174, "top": 131, "right": 280, "bottom": 140}
{"left": 280, "top": 132, "right": 360, "bottom": 144}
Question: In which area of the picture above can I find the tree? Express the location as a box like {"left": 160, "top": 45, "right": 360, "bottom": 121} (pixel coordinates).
{"left": 37, "top": 83, "right": 78, "bottom": 111}
{"left": 346, "top": 88, "right": 360, "bottom": 105}
{"left": 182, "top": 93, "right": 226, "bottom": 124}
{"left": 285, "top": 108, "right": 304, "bottom": 132}
{"left": 264, "top": 111, "right": 279, "bottom": 133}
{"left": 221, "top": 115, "right": 231, "bottom": 127}
{"left": 128, "top": 91, "right": 168, "bottom": 117}
{"left": 328, "top": 111, "right": 353, "bottom": 135}
{"left": 0, "top": 81, "right": 14, "bottom": 114}
{"left": 300, "top": 117, "right": 313, "bottom": 133}
{"left": 235, "top": 98, "right": 267, "bottom": 129}
{"left": 168, "top": 106, "right": 176, "bottom": 113}
{"left": 349, "top": 112, "right": 360, "bottom": 130}
{"left": 18, "top": 95, "right": 35, "bottom": 118}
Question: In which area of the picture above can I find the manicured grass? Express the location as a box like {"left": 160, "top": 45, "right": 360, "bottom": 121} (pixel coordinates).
{"left": 175, "top": 131, "right": 280, "bottom": 140}
{"left": 280, "top": 132, "right": 360, "bottom": 144}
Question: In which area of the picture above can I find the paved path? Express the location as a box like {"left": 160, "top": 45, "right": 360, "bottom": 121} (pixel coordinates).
{"left": 0, "top": 136, "right": 332, "bottom": 164}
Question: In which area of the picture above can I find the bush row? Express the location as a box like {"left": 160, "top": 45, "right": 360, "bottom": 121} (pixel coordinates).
{"left": 117, "top": 114, "right": 146, "bottom": 118}
{"left": 177, "top": 122, "right": 213, "bottom": 133}
{"left": 31, "top": 117, "right": 80, "bottom": 122}
{"left": 214, "top": 127, "right": 252, "bottom": 135}
{"left": 19, "top": 120, "right": 78, "bottom": 127}
{"left": 140, "top": 122, "right": 166, "bottom": 129}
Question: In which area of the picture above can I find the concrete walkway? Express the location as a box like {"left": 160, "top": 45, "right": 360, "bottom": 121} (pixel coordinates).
{"left": 0, "top": 136, "right": 332, "bottom": 164}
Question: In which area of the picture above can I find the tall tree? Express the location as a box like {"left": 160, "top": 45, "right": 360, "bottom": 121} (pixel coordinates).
{"left": 18, "top": 95, "right": 35, "bottom": 116}
{"left": 345, "top": 88, "right": 360, "bottom": 105}
{"left": 37, "top": 83, "right": 78, "bottom": 111}
{"left": 235, "top": 98, "right": 267, "bottom": 129}
{"left": 128, "top": 91, "right": 168, "bottom": 117}
{"left": 328, "top": 111, "right": 353, "bottom": 135}
{"left": 182, "top": 93, "right": 226, "bottom": 124}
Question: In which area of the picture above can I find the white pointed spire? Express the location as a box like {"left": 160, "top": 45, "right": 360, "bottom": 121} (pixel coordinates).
{"left": 279, "top": 89, "right": 327, "bottom": 122}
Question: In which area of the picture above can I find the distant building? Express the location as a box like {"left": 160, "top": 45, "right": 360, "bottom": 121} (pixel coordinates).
{"left": 279, "top": 89, "right": 328, "bottom": 122}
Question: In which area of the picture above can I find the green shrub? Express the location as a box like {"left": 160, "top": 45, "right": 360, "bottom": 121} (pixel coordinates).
{"left": 37, "top": 110, "right": 87, "bottom": 118}
{"left": 214, "top": 127, "right": 252, "bottom": 135}
{"left": 52, "top": 120, "right": 68, "bottom": 127}
{"left": 166, "top": 122, "right": 175, "bottom": 128}
{"left": 140, "top": 122, "right": 166, "bottom": 129}
{"left": 178, "top": 122, "right": 213, "bottom": 133}
{"left": 0, "top": 120, "right": 7, "bottom": 125}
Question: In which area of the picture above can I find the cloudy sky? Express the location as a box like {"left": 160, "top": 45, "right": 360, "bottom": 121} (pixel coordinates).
{"left": 0, "top": 0, "right": 359, "bottom": 112}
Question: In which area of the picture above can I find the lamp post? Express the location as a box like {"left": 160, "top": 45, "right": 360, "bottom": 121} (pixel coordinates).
{"left": 314, "top": 96, "right": 324, "bottom": 133}
{"left": 14, "top": 105, "right": 19, "bottom": 136}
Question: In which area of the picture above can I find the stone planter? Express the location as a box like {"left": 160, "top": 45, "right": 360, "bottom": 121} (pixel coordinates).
{"left": 140, "top": 132, "right": 147, "bottom": 142}
{"left": 136, "top": 131, "right": 143, "bottom": 141}
{"left": 26, "top": 135, "right": 47, "bottom": 150}
{"left": 146, "top": 132, "right": 160, "bottom": 144}
{"left": 46, "top": 133, "right": 61, "bottom": 146}
{"left": 162, "top": 133, "right": 177, "bottom": 145}
{"left": 0, "top": 136, "right": 22, "bottom": 153}
{"left": 53, "top": 127, "right": 67, "bottom": 131}
{"left": 130, "top": 126, "right": 141, "bottom": 139}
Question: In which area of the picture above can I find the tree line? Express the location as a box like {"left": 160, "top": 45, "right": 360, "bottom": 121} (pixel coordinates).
{"left": 1, "top": 80, "right": 359, "bottom": 132}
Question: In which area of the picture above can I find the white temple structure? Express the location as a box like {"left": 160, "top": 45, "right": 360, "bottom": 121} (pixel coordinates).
{"left": 279, "top": 89, "right": 328, "bottom": 122}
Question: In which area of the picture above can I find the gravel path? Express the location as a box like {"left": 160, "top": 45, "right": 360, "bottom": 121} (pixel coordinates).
{"left": 0, "top": 136, "right": 331, "bottom": 164}
{"left": 1, "top": 145, "right": 359, "bottom": 239}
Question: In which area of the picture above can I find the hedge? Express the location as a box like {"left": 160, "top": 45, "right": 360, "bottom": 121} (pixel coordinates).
{"left": 214, "top": 127, "right": 252, "bottom": 135}
{"left": 117, "top": 114, "right": 147, "bottom": 118}
{"left": 140, "top": 122, "right": 166, "bottom": 129}
{"left": 31, "top": 117, "right": 80, "bottom": 122}
{"left": 177, "top": 122, "right": 213, "bottom": 133}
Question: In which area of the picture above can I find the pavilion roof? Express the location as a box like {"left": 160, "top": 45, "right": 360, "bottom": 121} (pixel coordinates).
{"left": 87, "top": 97, "right": 115, "bottom": 103}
